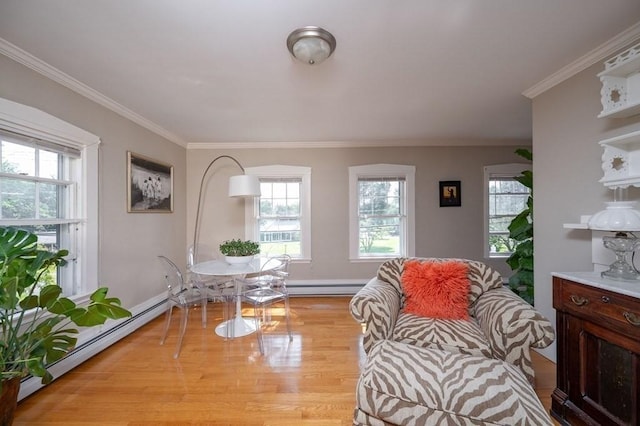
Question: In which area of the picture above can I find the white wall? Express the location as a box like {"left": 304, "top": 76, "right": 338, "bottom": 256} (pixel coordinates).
{"left": 533, "top": 42, "right": 640, "bottom": 361}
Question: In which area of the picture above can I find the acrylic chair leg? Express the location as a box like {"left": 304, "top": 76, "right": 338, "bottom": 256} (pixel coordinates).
{"left": 200, "top": 292, "right": 207, "bottom": 329}
{"left": 254, "top": 304, "right": 264, "bottom": 354}
{"left": 174, "top": 307, "right": 189, "bottom": 359}
{"left": 284, "top": 297, "right": 293, "bottom": 342}
{"left": 160, "top": 303, "right": 173, "bottom": 345}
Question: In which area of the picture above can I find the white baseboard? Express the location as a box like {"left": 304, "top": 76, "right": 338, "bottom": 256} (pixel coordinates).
{"left": 17, "top": 279, "right": 366, "bottom": 401}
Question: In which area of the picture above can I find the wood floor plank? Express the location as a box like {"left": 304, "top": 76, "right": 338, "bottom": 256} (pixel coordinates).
{"left": 14, "top": 297, "right": 555, "bottom": 425}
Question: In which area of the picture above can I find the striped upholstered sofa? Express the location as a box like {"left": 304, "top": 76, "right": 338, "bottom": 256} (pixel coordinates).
{"left": 349, "top": 258, "right": 555, "bottom": 425}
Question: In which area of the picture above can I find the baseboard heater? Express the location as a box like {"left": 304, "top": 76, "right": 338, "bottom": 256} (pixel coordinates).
{"left": 287, "top": 279, "right": 368, "bottom": 296}
{"left": 18, "top": 295, "right": 167, "bottom": 401}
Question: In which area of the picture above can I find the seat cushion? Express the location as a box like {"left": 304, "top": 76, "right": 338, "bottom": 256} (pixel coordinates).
{"left": 392, "top": 313, "right": 493, "bottom": 359}
{"left": 355, "top": 340, "right": 551, "bottom": 426}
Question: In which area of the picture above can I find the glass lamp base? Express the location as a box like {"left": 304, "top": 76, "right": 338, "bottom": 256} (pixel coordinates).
{"left": 601, "top": 262, "right": 640, "bottom": 281}
{"left": 601, "top": 234, "right": 640, "bottom": 281}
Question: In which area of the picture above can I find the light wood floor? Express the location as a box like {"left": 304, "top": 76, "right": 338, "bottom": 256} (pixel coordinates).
{"left": 14, "top": 297, "right": 556, "bottom": 425}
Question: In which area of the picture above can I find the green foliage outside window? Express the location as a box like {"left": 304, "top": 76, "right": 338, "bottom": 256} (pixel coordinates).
{"left": 358, "top": 180, "right": 401, "bottom": 255}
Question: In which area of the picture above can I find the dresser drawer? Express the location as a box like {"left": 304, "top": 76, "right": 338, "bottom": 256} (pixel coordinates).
{"left": 557, "top": 278, "right": 640, "bottom": 338}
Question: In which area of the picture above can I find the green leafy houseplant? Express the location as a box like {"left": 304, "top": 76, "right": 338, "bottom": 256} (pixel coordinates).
{"left": 506, "top": 148, "right": 534, "bottom": 305}
{"left": 0, "top": 227, "right": 131, "bottom": 390}
{"left": 219, "top": 239, "right": 260, "bottom": 257}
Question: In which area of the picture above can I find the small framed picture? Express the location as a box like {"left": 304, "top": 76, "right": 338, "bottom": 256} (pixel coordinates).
{"left": 127, "top": 151, "right": 173, "bottom": 213}
{"left": 439, "top": 180, "right": 461, "bottom": 207}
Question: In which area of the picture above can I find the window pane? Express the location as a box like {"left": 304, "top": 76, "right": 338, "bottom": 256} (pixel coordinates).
{"left": 358, "top": 181, "right": 401, "bottom": 215}
{"left": 1, "top": 141, "right": 35, "bottom": 176}
{"left": 488, "top": 176, "right": 529, "bottom": 256}
{"left": 15, "top": 224, "right": 62, "bottom": 289}
{"left": 258, "top": 179, "right": 302, "bottom": 256}
{"left": 357, "top": 179, "right": 404, "bottom": 257}
{"left": 359, "top": 217, "right": 400, "bottom": 256}
{"left": 489, "top": 233, "right": 518, "bottom": 255}
{"left": 1, "top": 177, "right": 35, "bottom": 219}
{"left": 39, "top": 182, "right": 60, "bottom": 219}
{"left": 39, "top": 149, "right": 60, "bottom": 179}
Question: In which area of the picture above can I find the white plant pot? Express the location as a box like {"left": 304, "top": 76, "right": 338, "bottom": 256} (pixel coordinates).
{"left": 224, "top": 255, "right": 255, "bottom": 265}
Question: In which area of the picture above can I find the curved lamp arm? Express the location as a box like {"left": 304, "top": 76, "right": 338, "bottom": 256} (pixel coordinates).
{"left": 192, "top": 155, "right": 259, "bottom": 263}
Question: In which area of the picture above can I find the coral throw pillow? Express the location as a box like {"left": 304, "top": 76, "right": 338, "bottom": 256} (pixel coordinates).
{"left": 401, "top": 260, "right": 470, "bottom": 320}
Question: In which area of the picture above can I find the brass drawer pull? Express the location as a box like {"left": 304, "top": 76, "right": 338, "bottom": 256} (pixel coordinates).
{"left": 623, "top": 311, "right": 640, "bottom": 327}
{"left": 570, "top": 295, "right": 589, "bottom": 306}
{"left": 601, "top": 296, "right": 610, "bottom": 303}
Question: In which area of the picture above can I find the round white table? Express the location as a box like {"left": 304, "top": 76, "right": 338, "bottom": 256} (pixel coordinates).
{"left": 190, "top": 257, "right": 281, "bottom": 338}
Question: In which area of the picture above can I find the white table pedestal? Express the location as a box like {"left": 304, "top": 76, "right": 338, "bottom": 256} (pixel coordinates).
{"left": 215, "top": 317, "right": 256, "bottom": 338}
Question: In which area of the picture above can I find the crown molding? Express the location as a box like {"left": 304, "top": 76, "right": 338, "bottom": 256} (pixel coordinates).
{"left": 0, "top": 37, "right": 186, "bottom": 147}
{"left": 187, "top": 138, "right": 529, "bottom": 150}
{"left": 523, "top": 22, "right": 640, "bottom": 99}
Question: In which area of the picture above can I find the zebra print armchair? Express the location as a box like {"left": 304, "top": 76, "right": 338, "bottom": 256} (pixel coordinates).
{"left": 349, "top": 258, "right": 555, "bottom": 385}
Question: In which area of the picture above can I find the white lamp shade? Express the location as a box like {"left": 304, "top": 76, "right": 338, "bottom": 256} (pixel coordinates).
{"left": 588, "top": 201, "right": 640, "bottom": 231}
{"left": 228, "top": 174, "right": 261, "bottom": 198}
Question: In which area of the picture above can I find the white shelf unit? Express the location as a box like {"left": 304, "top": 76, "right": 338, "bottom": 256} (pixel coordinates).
{"left": 597, "top": 130, "right": 640, "bottom": 188}
{"left": 598, "top": 42, "right": 640, "bottom": 119}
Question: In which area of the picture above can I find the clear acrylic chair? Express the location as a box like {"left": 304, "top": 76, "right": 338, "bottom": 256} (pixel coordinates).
{"left": 240, "top": 255, "right": 293, "bottom": 354}
{"left": 158, "top": 255, "right": 208, "bottom": 358}
{"left": 187, "top": 245, "right": 235, "bottom": 337}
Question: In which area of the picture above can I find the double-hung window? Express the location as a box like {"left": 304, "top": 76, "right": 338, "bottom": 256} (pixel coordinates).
{"left": 349, "top": 164, "right": 415, "bottom": 260}
{"left": 0, "top": 97, "right": 100, "bottom": 298}
{"left": 244, "top": 165, "right": 311, "bottom": 260}
{"left": 484, "top": 163, "right": 531, "bottom": 258}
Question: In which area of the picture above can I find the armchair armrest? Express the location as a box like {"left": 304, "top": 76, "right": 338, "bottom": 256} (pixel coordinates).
{"left": 473, "top": 287, "right": 555, "bottom": 385}
{"left": 349, "top": 277, "right": 402, "bottom": 354}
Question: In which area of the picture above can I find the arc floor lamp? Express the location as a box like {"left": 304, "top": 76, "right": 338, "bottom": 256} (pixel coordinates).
{"left": 192, "top": 155, "right": 260, "bottom": 262}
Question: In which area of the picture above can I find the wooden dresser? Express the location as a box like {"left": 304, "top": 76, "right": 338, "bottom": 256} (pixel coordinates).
{"left": 552, "top": 272, "right": 640, "bottom": 426}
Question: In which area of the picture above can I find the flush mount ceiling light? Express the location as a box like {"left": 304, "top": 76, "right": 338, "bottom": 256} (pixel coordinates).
{"left": 287, "top": 26, "right": 336, "bottom": 65}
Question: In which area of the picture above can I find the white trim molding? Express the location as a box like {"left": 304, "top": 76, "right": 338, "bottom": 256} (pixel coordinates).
{"left": 524, "top": 22, "right": 640, "bottom": 99}
{"left": 187, "top": 138, "right": 529, "bottom": 150}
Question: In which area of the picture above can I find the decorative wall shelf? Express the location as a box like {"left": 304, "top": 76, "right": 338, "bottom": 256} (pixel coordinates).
{"left": 597, "top": 129, "right": 640, "bottom": 188}
{"left": 598, "top": 42, "right": 640, "bottom": 119}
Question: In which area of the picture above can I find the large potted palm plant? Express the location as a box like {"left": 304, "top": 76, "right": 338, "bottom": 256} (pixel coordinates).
{"left": 506, "top": 148, "right": 534, "bottom": 305}
{"left": 0, "top": 227, "right": 131, "bottom": 425}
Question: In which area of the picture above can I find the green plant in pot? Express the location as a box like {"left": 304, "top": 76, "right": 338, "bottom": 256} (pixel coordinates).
{"left": 219, "top": 239, "right": 260, "bottom": 264}
{"left": 0, "top": 227, "right": 131, "bottom": 425}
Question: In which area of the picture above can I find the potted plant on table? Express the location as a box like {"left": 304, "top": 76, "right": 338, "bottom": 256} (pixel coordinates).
{"left": 219, "top": 239, "right": 260, "bottom": 265}
{"left": 0, "top": 227, "right": 131, "bottom": 425}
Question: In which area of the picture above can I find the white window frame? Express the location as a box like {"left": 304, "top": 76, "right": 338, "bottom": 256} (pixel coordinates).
{"left": 483, "top": 163, "right": 531, "bottom": 259}
{"left": 244, "top": 165, "right": 311, "bottom": 262}
{"left": 0, "top": 97, "right": 100, "bottom": 300}
{"left": 349, "top": 164, "right": 415, "bottom": 261}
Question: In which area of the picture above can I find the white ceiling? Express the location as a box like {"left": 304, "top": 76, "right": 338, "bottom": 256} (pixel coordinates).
{"left": 1, "top": 1, "right": 640, "bottom": 148}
